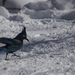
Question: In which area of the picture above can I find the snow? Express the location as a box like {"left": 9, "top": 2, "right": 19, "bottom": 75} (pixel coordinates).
{"left": 0, "top": 6, "right": 10, "bottom": 19}
{"left": 0, "top": 0, "right": 46, "bottom": 13}
{"left": 0, "top": 0, "right": 75, "bottom": 75}
{"left": 19, "top": 0, "right": 75, "bottom": 20}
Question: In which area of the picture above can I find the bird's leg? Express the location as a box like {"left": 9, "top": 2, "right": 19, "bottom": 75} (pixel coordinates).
{"left": 5, "top": 53, "right": 9, "bottom": 60}
{"left": 12, "top": 53, "right": 20, "bottom": 57}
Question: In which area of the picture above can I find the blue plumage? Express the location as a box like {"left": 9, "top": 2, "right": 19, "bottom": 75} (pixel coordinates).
{"left": 0, "top": 27, "right": 29, "bottom": 60}
{"left": 0, "top": 37, "right": 20, "bottom": 45}
{"left": 0, "top": 47, "right": 6, "bottom": 52}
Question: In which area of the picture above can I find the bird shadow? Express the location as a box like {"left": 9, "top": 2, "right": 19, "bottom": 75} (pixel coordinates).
{"left": 0, "top": 34, "right": 75, "bottom": 60}
{"left": 22, "top": 34, "right": 75, "bottom": 54}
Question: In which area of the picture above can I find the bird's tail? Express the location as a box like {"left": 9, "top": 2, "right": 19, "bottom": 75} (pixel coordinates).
{"left": 0, "top": 47, "right": 6, "bottom": 52}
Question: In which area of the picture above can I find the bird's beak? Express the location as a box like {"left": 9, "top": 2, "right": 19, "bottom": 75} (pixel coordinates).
{"left": 25, "top": 38, "right": 29, "bottom": 42}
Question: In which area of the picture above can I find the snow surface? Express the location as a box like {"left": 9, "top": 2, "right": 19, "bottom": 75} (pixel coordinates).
{"left": 0, "top": 0, "right": 75, "bottom": 75}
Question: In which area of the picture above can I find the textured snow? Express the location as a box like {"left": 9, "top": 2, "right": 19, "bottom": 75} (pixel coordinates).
{"left": 0, "top": 15, "right": 75, "bottom": 75}
{"left": 0, "top": 0, "right": 75, "bottom": 75}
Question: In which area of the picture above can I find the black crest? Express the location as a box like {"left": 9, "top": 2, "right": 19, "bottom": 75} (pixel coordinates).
{"left": 22, "top": 27, "right": 26, "bottom": 32}
{"left": 14, "top": 27, "right": 29, "bottom": 42}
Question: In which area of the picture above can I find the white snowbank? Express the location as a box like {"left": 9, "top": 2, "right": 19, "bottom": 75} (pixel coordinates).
{"left": 0, "top": 6, "right": 10, "bottom": 19}
{"left": 0, "top": 0, "right": 75, "bottom": 20}
{"left": 15, "top": 0, "right": 47, "bottom": 8}
{"left": 0, "top": 0, "right": 46, "bottom": 13}
{"left": 24, "top": 1, "right": 53, "bottom": 11}
{"left": 60, "top": 9, "right": 75, "bottom": 20}
{"left": 51, "top": 0, "right": 65, "bottom": 10}
{"left": 19, "top": 0, "right": 75, "bottom": 20}
{"left": 22, "top": 8, "right": 54, "bottom": 19}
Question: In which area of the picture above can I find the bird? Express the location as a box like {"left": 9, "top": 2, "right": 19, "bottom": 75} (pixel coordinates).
{"left": 0, "top": 27, "right": 29, "bottom": 60}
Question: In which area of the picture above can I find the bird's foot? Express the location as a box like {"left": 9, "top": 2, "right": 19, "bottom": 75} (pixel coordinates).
{"left": 12, "top": 54, "right": 20, "bottom": 57}
{"left": 5, "top": 58, "right": 9, "bottom": 60}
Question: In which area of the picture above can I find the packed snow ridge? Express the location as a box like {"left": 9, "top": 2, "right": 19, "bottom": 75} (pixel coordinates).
{"left": 0, "top": 0, "right": 75, "bottom": 20}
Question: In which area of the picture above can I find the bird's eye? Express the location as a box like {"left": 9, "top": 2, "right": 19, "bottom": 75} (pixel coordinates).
{"left": 23, "top": 35, "right": 26, "bottom": 37}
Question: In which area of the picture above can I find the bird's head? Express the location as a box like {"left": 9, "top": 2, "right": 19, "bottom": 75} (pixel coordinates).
{"left": 22, "top": 27, "right": 29, "bottom": 42}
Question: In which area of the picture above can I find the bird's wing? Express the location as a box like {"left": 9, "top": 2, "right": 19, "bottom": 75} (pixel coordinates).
{"left": 0, "top": 37, "right": 21, "bottom": 45}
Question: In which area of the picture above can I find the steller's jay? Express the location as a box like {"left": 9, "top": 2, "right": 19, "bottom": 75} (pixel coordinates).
{"left": 0, "top": 27, "right": 29, "bottom": 60}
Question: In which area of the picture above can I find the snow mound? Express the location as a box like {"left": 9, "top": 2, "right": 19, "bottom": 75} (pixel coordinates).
{"left": 22, "top": 8, "right": 54, "bottom": 19}
{"left": 51, "top": 0, "right": 65, "bottom": 10}
{"left": 0, "top": 6, "right": 10, "bottom": 19}
{"left": 24, "top": 1, "right": 53, "bottom": 11}
{"left": 19, "top": 0, "right": 75, "bottom": 20}
{"left": 61, "top": 10, "right": 75, "bottom": 20}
